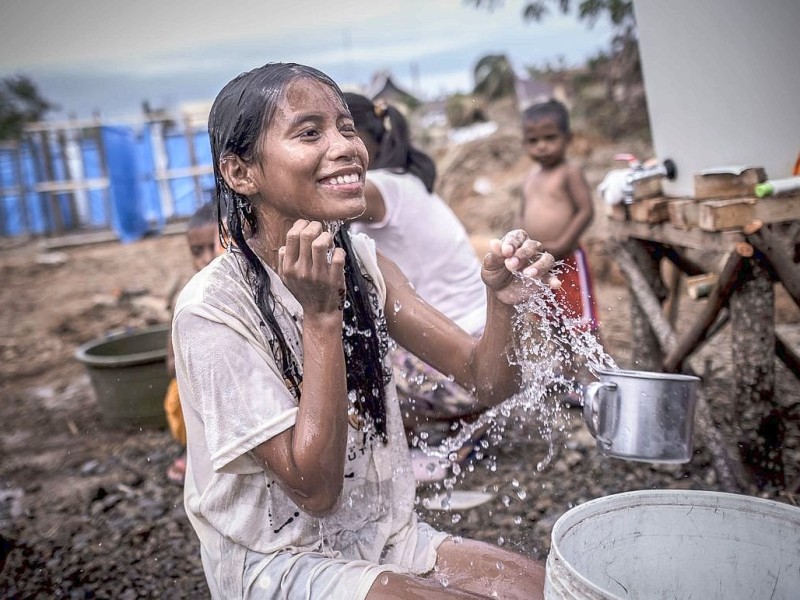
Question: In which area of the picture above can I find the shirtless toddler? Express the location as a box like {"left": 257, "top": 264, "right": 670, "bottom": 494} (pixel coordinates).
{"left": 520, "top": 100, "right": 599, "bottom": 403}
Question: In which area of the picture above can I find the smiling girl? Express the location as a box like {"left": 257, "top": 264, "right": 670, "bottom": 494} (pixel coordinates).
{"left": 172, "top": 63, "right": 556, "bottom": 599}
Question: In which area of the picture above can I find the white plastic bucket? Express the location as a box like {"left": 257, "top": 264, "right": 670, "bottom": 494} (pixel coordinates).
{"left": 545, "top": 490, "right": 800, "bottom": 599}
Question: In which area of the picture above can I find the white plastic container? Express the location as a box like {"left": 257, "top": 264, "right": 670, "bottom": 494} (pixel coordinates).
{"left": 545, "top": 490, "right": 800, "bottom": 599}
{"left": 634, "top": 1, "right": 800, "bottom": 196}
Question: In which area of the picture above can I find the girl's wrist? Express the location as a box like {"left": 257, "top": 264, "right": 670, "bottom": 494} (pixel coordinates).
{"left": 303, "top": 311, "right": 344, "bottom": 332}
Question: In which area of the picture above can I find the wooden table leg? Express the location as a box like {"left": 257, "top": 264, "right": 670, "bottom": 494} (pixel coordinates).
{"left": 622, "top": 239, "right": 667, "bottom": 371}
{"left": 730, "top": 255, "right": 783, "bottom": 488}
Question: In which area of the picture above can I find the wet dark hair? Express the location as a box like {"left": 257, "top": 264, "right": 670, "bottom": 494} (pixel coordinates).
{"left": 188, "top": 200, "right": 216, "bottom": 230}
{"left": 343, "top": 92, "right": 436, "bottom": 193}
{"left": 209, "top": 63, "right": 390, "bottom": 439}
{"left": 522, "top": 99, "right": 571, "bottom": 135}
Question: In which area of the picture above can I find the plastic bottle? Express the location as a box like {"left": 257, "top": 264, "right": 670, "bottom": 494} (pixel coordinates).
{"left": 754, "top": 176, "right": 800, "bottom": 198}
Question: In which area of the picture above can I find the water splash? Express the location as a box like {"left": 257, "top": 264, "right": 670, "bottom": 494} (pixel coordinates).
{"left": 322, "top": 219, "right": 343, "bottom": 264}
{"left": 414, "top": 264, "right": 617, "bottom": 490}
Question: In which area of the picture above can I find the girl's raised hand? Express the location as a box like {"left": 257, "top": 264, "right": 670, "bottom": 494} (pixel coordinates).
{"left": 278, "top": 220, "right": 346, "bottom": 316}
{"left": 482, "top": 229, "right": 560, "bottom": 305}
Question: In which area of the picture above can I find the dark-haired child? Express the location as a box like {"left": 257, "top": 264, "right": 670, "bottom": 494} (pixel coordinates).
{"left": 173, "top": 62, "right": 559, "bottom": 599}
{"left": 344, "top": 92, "right": 488, "bottom": 480}
{"left": 163, "top": 201, "right": 218, "bottom": 484}
{"left": 520, "top": 99, "right": 599, "bottom": 403}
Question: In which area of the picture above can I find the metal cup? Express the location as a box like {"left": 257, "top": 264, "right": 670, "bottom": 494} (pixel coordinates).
{"left": 583, "top": 369, "right": 700, "bottom": 464}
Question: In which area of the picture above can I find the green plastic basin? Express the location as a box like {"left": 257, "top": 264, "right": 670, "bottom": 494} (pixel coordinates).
{"left": 75, "top": 324, "right": 170, "bottom": 429}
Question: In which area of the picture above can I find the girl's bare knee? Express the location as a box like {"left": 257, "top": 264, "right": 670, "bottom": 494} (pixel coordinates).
{"left": 432, "top": 538, "right": 545, "bottom": 600}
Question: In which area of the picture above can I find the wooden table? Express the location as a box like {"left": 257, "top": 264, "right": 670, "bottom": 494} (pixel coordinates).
{"left": 605, "top": 194, "right": 800, "bottom": 491}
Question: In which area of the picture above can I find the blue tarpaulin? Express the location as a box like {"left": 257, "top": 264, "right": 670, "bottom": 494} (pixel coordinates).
{"left": 102, "top": 126, "right": 148, "bottom": 243}
{"left": 0, "top": 121, "right": 213, "bottom": 241}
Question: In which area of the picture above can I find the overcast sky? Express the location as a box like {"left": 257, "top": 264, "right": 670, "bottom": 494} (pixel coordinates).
{"left": 0, "top": 0, "right": 612, "bottom": 119}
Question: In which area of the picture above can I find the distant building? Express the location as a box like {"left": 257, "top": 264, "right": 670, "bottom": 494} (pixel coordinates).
{"left": 366, "top": 71, "right": 419, "bottom": 108}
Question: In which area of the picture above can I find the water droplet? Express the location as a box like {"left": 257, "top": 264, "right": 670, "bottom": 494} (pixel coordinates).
{"left": 322, "top": 219, "right": 343, "bottom": 263}
{"left": 393, "top": 300, "right": 402, "bottom": 313}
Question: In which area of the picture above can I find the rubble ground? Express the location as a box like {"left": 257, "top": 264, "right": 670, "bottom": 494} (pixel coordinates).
{"left": 1, "top": 135, "right": 798, "bottom": 597}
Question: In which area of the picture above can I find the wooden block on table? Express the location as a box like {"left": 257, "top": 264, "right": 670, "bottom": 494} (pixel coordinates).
{"left": 632, "top": 177, "right": 663, "bottom": 201}
{"left": 752, "top": 193, "right": 800, "bottom": 224}
{"left": 693, "top": 167, "right": 766, "bottom": 199}
{"left": 698, "top": 197, "right": 756, "bottom": 231}
{"left": 629, "top": 197, "right": 671, "bottom": 224}
{"left": 686, "top": 273, "right": 718, "bottom": 300}
{"left": 605, "top": 202, "right": 628, "bottom": 221}
{"left": 698, "top": 194, "right": 800, "bottom": 231}
{"left": 668, "top": 199, "right": 699, "bottom": 229}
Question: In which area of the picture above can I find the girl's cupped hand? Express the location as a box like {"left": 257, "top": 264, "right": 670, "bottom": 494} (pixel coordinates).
{"left": 278, "top": 220, "right": 346, "bottom": 316}
{"left": 482, "top": 229, "right": 560, "bottom": 305}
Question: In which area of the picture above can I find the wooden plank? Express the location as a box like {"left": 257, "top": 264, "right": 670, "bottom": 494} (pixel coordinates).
{"left": 605, "top": 202, "right": 628, "bottom": 221}
{"left": 747, "top": 224, "right": 800, "bottom": 309}
{"left": 752, "top": 194, "right": 800, "bottom": 225}
{"left": 57, "top": 129, "right": 80, "bottom": 231}
{"left": 12, "top": 143, "right": 30, "bottom": 234}
{"left": 698, "top": 197, "right": 756, "bottom": 231}
{"left": 775, "top": 324, "right": 800, "bottom": 378}
{"left": 628, "top": 197, "right": 671, "bottom": 224}
{"left": 663, "top": 250, "right": 744, "bottom": 372}
{"left": 613, "top": 240, "right": 747, "bottom": 492}
{"left": 182, "top": 114, "right": 205, "bottom": 210}
{"left": 616, "top": 240, "right": 669, "bottom": 369}
{"left": 667, "top": 198, "right": 699, "bottom": 229}
{"left": 694, "top": 167, "right": 766, "bottom": 199}
{"left": 698, "top": 195, "right": 800, "bottom": 231}
{"left": 90, "top": 126, "right": 113, "bottom": 229}
{"left": 33, "top": 178, "right": 109, "bottom": 194}
{"left": 632, "top": 176, "right": 662, "bottom": 200}
{"left": 40, "top": 220, "right": 188, "bottom": 250}
{"left": 39, "top": 131, "right": 65, "bottom": 234}
{"left": 153, "top": 165, "right": 214, "bottom": 180}
{"left": 607, "top": 218, "right": 745, "bottom": 252}
{"left": 685, "top": 273, "right": 718, "bottom": 299}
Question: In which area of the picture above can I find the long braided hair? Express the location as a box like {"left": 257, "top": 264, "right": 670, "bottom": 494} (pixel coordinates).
{"left": 208, "top": 63, "right": 390, "bottom": 440}
{"left": 343, "top": 92, "right": 437, "bottom": 192}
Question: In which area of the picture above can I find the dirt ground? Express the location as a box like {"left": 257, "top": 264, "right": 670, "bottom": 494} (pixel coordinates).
{"left": 1, "top": 133, "right": 799, "bottom": 598}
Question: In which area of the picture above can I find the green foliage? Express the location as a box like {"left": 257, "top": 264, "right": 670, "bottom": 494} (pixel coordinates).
{"left": 445, "top": 93, "right": 487, "bottom": 128}
{"left": 0, "top": 75, "right": 56, "bottom": 141}
{"left": 466, "top": 0, "right": 634, "bottom": 28}
{"left": 473, "top": 54, "right": 517, "bottom": 99}
{"left": 467, "top": 0, "right": 649, "bottom": 142}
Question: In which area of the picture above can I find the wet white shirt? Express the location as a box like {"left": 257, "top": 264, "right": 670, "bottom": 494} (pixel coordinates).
{"left": 172, "top": 233, "right": 443, "bottom": 599}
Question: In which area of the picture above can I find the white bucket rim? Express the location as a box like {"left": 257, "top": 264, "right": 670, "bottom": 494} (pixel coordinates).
{"left": 548, "top": 489, "right": 800, "bottom": 598}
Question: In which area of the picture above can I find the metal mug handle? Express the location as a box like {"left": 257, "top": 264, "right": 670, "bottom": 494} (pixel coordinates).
{"left": 583, "top": 381, "right": 617, "bottom": 447}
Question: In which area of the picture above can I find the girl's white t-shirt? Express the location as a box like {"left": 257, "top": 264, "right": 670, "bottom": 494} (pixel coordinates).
{"left": 349, "top": 169, "right": 487, "bottom": 336}
{"left": 172, "top": 234, "right": 425, "bottom": 596}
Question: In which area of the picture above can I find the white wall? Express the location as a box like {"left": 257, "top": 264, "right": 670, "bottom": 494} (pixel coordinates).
{"left": 634, "top": 0, "right": 800, "bottom": 197}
